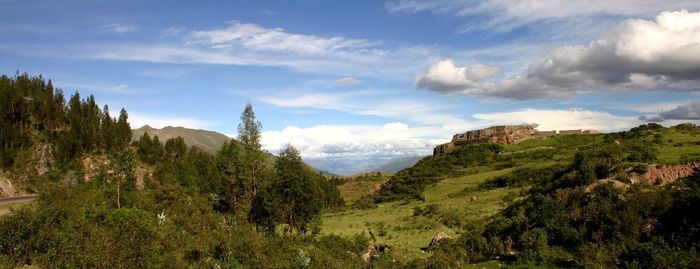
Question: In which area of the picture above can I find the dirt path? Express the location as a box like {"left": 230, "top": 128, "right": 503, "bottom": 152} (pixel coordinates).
{"left": 0, "top": 195, "right": 37, "bottom": 216}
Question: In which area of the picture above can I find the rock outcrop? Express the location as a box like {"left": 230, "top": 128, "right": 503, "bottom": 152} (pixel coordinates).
{"left": 0, "top": 176, "right": 18, "bottom": 197}
{"left": 586, "top": 163, "right": 700, "bottom": 192}
{"left": 32, "top": 144, "right": 55, "bottom": 176}
{"left": 420, "top": 232, "right": 451, "bottom": 252}
{"left": 434, "top": 125, "right": 599, "bottom": 155}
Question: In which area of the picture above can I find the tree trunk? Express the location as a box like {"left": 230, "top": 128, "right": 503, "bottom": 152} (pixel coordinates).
{"left": 117, "top": 178, "right": 121, "bottom": 209}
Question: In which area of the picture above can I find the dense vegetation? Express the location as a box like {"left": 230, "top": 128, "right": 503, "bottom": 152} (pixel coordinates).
{"left": 0, "top": 73, "right": 131, "bottom": 168}
{"left": 2, "top": 73, "right": 699, "bottom": 268}
{"left": 0, "top": 74, "right": 352, "bottom": 268}
{"left": 413, "top": 125, "right": 700, "bottom": 268}
{"left": 375, "top": 144, "right": 502, "bottom": 202}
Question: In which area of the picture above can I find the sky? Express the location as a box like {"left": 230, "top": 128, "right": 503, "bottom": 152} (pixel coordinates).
{"left": 2, "top": 0, "right": 700, "bottom": 174}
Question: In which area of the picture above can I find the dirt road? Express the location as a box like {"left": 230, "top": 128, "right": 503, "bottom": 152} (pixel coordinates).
{"left": 0, "top": 195, "right": 37, "bottom": 216}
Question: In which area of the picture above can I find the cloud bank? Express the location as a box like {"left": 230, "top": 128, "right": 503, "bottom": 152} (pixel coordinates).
{"left": 416, "top": 10, "right": 700, "bottom": 100}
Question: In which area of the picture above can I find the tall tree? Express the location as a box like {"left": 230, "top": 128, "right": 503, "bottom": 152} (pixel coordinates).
{"left": 115, "top": 108, "right": 131, "bottom": 150}
{"left": 270, "top": 145, "right": 322, "bottom": 234}
{"left": 237, "top": 103, "right": 266, "bottom": 198}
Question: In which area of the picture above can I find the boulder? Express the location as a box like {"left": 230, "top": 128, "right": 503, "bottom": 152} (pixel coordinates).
{"left": 362, "top": 243, "right": 390, "bottom": 263}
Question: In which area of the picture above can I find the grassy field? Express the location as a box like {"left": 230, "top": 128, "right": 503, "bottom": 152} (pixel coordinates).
{"left": 656, "top": 129, "right": 700, "bottom": 163}
{"left": 322, "top": 167, "right": 518, "bottom": 260}
{"left": 336, "top": 174, "right": 391, "bottom": 203}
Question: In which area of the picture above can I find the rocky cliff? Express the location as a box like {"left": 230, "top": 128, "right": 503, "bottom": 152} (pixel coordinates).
{"left": 434, "top": 125, "right": 598, "bottom": 155}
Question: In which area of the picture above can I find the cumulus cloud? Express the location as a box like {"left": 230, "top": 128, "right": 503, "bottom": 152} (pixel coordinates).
{"left": 262, "top": 108, "right": 642, "bottom": 161}
{"left": 641, "top": 101, "right": 700, "bottom": 122}
{"left": 416, "top": 10, "right": 700, "bottom": 100}
{"left": 472, "top": 109, "right": 641, "bottom": 132}
{"left": 261, "top": 122, "right": 440, "bottom": 159}
{"left": 128, "top": 113, "right": 213, "bottom": 130}
{"left": 334, "top": 77, "right": 361, "bottom": 86}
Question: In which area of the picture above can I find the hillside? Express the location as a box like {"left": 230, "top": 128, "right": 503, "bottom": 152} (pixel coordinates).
{"left": 132, "top": 125, "right": 230, "bottom": 155}
{"left": 323, "top": 123, "right": 700, "bottom": 266}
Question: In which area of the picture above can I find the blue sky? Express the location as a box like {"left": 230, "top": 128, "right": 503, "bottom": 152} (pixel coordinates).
{"left": 2, "top": 0, "right": 700, "bottom": 174}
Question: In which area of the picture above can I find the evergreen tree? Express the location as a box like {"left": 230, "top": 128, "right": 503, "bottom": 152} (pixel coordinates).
{"left": 101, "top": 105, "right": 114, "bottom": 151}
{"left": 237, "top": 103, "right": 266, "bottom": 198}
{"left": 115, "top": 108, "right": 131, "bottom": 150}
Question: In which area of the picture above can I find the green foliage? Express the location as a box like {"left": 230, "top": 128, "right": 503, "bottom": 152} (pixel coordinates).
{"left": 0, "top": 73, "right": 131, "bottom": 167}
{"left": 444, "top": 157, "right": 700, "bottom": 268}
{"left": 375, "top": 144, "right": 503, "bottom": 202}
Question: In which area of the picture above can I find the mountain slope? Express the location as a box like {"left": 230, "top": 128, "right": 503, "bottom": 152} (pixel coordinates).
{"left": 132, "top": 125, "right": 230, "bottom": 154}
{"left": 369, "top": 155, "right": 425, "bottom": 173}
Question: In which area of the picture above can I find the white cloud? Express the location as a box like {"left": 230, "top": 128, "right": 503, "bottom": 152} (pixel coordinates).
{"left": 261, "top": 108, "right": 645, "bottom": 162}
{"left": 261, "top": 122, "right": 443, "bottom": 159}
{"left": 387, "top": 0, "right": 700, "bottom": 32}
{"left": 473, "top": 109, "right": 641, "bottom": 133}
{"left": 640, "top": 101, "right": 700, "bottom": 122}
{"left": 128, "top": 113, "right": 212, "bottom": 130}
{"left": 417, "top": 10, "right": 700, "bottom": 100}
{"left": 100, "top": 23, "right": 138, "bottom": 33}
{"left": 258, "top": 90, "right": 473, "bottom": 130}
{"left": 334, "top": 77, "right": 361, "bottom": 86}
{"left": 84, "top": 22, "right": 441, "bottom": 80}
{"left": 60, "top": 82, "right": 130, "bottom": 94}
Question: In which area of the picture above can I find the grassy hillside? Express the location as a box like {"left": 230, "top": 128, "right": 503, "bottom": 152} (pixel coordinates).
{"left": 322, "top": 124, "right": 700, "bottom": 266}
{"left": 132, "top": 125, "right": 230, "bottom": 155}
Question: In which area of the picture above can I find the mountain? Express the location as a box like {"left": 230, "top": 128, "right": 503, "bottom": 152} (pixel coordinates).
{"left": 132, "top": 125, "right": 230, "bottom": 154}
{"left": 368, "top": 155, "right": 425, "bottom": 173}
{"left": 304, "top": 155, "right": 427, "bottom": 176}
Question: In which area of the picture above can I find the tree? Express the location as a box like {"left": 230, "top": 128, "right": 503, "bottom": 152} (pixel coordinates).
{"left": 237, "top": 103, "right": 266, "bottom": 198}
{"left": 115, "top": 108, "right": 131, "bottom": 150}
{"left": 164, "top": 137, "right": 187, "bottom": 161}
{"left": 101, "top": 105, "right": 114, "bottom": 151}
{"left": 108, "top": 151, "right": 135, "bottom": 209}
{"left": 271, "top": 145, "right": 322, "bottom": 234}
{"left": 249, "top": 188, "right": 277, "bottom": 234}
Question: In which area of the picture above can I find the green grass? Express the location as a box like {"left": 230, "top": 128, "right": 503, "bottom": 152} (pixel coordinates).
{"left": 321, "top": 126, "right": 699, "bottom": 263}
{"left": 337, "top": 175, "right": 390, "bottom": 203}
{"left": 656, "top": 129, "right": 700, "bottom": 163}
{"left": 322, "top": 167, "right": 520, "bottom": 260}
{"left": 0, "top": 200, "right": 33, "bottom": 216}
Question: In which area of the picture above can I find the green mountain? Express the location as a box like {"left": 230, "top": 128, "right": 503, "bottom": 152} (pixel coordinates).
{"left": 132, "top": 125, "right": 230, "bottom": 155}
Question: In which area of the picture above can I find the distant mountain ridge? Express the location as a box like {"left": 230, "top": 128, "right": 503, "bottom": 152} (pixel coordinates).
{"left": 369, "top": 155, "right": 425, "bottom": 173}
{"left": 132, "top": 125, "right": 341, "bottom": 177}
{"left": 132, "top": 125, "right": 230, "bottom": 155}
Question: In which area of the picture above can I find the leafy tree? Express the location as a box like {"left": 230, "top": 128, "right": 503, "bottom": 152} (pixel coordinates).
{"left": 108, "top": 151, "right": 135, "bottom": 209}
{"left": 271, "top": 145, "right": 323, "bottom": 234}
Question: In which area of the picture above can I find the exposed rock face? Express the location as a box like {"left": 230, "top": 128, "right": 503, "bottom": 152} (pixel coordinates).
{"left": 82, "top": 156, "right": 110, "bottom": 182}
{"left": 32, "top": 144, "right": 55, "bottom": 176}
{"left": 631, "top": 163, "right": 700, "bottom": 185}
{"left": 586, "top": 163, "right": 700, "bottom": 192}
{"left": 0, "top": 176, "right": 18, "bottom": 197}
{"left": 434, "top": 125, "right": 599, "bottom": 155}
